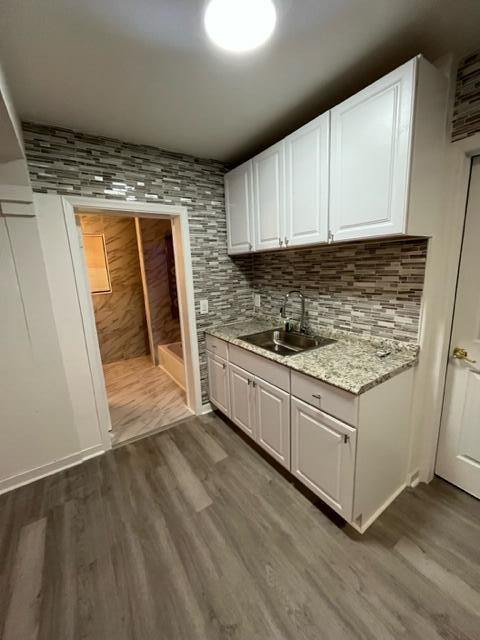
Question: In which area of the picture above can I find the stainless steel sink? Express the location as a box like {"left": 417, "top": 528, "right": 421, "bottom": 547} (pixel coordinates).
{"left": 239, "top": 328, "right": 336, "bottom": 357}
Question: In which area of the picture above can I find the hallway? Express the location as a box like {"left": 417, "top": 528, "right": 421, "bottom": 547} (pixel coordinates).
{"left": 104, "top": 356, "right": 192, "bottom": 446}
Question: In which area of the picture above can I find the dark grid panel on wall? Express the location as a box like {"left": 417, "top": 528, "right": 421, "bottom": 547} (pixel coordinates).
{"left": 452, "top": 49, "right": 480, "bottom": 141}
{"left": 251, "top": 238, "right": 427, "bottom": 342}
{"left": 22, "top": 122, "right": 253, "bottom": 403}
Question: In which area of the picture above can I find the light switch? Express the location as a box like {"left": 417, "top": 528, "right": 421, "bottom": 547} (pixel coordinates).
{"left": 200, "top": 299, "right": 209, "bottom": 314}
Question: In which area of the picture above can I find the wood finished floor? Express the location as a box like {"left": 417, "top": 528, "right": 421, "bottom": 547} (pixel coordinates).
{"left": 1, "top": 412, "right": 480, "bottom": 640}
{"left": 103, "top": 355, "right": 192, "bottom": 446}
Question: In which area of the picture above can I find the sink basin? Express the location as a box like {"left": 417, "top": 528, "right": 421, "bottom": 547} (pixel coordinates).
{"left": 239, "top": 328, "right": 336, "bottom": 357}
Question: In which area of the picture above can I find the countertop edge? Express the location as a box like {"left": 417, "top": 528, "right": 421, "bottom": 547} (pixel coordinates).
{"left": 204, "top": 327, "right": 418, "bottom": 396}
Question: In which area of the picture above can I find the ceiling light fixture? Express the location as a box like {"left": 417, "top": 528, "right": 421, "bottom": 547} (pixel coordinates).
{"left": 204, "top": 0, "right": 277, "bottom": 53}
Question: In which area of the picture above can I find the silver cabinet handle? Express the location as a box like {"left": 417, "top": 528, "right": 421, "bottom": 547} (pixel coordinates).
{"left": 284, "top": 236, "right": 289, "bottom": 246}
{"left": 279, "top": 237, "right": 283, "bottom": 246}
{"left": 222, "top": 363, "right": 226, "bottom": 370}
{"left": 252, "top": 380, "right": 257, "bottom": 388}
{"left": 343, "top": 434, "right": 350, "bottom": 444}
{"left": 247, "top": 379, "right": 251, "bottom": 385}
{"left": 312, "top": 393, "right": 321, "bottom": 400}
{"left": 248, "top": 242, "right": 252, "bottom": 251}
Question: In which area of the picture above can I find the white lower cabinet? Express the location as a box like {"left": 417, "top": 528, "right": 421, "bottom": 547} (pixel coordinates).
{"left": 229, "top": 363, "right": 256, "bottom": 438}
{"left": 255, "top": 377, "right": 290, "bottom": 468}
{"left": 206, "top": 335, "right": 414, "bottom": 532}
{"left": 207, "top": 352, "right": 230, "bottom": 416}
{"left": 291, "top": 397, "right": 357, "bottom": 520}
{"left": 228, "top": 362, "right": 290, "bottom": 469}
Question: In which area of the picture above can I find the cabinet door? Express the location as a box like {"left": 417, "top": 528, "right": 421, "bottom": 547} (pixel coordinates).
{"left": 229, "top": 363, "right": 256, "bottom": 439}
{"left": 284, "top": 113, "right": 329, "bottom": 247}
{"left": 207, "top": 353, "right": 230, "bottom": 416}
{"left": 253, "top": 141, "right": 285, "bottom": 251}
{"left": 291, "top": 397, "right": 356, "bottom": 520}
{"left": 225, "top": 160, "right": 254, "bottom": 255}
{"left": 330, "top": 58, "right": 415, "bottom": 241}
{"left": 255, "top": 377, "right": 290, "bottom": 469}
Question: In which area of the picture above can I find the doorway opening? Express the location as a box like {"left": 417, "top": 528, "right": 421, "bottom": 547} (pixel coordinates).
{"left": 76, "top": 209, "right": 192, "bottom": 446}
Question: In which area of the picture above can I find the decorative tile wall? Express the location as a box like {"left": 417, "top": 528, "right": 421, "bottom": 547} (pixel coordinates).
{"left": 78, "top": 214, "right": 149, "bottom": 363}
{"left": 24, "top": 122, "right": 428, "bottom": 403}
{"left": 22, "top": 122, "right": 253, "bottom": 403}
{"left": 138, "top": 217, "right": 181, "bottom": 355}
{"left": 250, "top": 238, "right": 427, "bottom": 342}
{"left": 452, "top": 49, "right": 480, "bottom": 141}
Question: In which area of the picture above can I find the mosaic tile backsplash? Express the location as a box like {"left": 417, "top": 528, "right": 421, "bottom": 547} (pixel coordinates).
{"left": 249, "top": 238, "right": 427, "bottom": 343}
{"left": 23, "top": 122, "right": 253, "bottom": 403}
{"left": 23, "top": 122, "right": 428, "bottom": 401}
{"left": 452, "top": 48, "right": 480, "bottom": 141}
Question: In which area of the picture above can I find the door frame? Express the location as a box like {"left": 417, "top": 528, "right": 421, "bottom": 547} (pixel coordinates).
{"left": 44, "top": 195, "right": 202, "bottom": 450}
{"left": 423, "top": 133, "right": 480, "bottom": 481}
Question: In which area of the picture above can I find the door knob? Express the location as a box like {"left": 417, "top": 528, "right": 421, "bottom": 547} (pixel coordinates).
{"left": 452, "top": 347, "right": 477, "bottom": 363}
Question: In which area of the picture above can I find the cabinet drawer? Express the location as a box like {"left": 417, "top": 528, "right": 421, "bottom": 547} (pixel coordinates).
{"left": 205, "top": 334, "right": 228, "bottom": 360}
{"left": 229, "top": 344, "right": 290, "bottom": 392}
{"left": 291, "top": 370, "right": 358, "bottom": 426}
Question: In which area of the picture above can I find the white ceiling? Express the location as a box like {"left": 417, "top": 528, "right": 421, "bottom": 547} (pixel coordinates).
{"left": 0, "top": 0, "right": 479, "bottom": 163}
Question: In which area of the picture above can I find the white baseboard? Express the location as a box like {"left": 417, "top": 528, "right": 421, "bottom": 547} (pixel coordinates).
{"left": 0, "top": 444, "right": 105, "bottom": 496}
{"left": 201, "top": 402, "right": 213, "bottom": 415}
{"left": 351, "top": 483, "right": 407, "bottom": 534}
{"left": 408, "top": 469, "right": 421, "bottom": 487}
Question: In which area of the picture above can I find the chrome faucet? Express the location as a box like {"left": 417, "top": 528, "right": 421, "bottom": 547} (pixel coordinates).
{"left": 280, "top": 290, "right": 307, "bottom": 333}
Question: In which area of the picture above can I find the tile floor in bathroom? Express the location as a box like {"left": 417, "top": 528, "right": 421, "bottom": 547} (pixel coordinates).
{"left": 103, "top": 355, "right": 192, "bottom": 446}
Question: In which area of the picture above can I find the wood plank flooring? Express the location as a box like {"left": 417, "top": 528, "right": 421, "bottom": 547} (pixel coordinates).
{"left": 1, "top": 411, "right": 479, "bottom": 640}
{"left": 103, "top": 355, "right": 192, "bottom": 445}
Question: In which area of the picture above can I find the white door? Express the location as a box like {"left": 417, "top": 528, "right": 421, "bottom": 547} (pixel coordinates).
{"left": 284, "top": 113, "right": 329, "bottom": 247}
{"left": 255, "top": 377, "right": 290, "bottom": 468}
{"left": 253, "top": 141, "right": 285, "bottom": 251}
{"left": 207, "top": 353, "right": 230, "bottom": 416}
{"left": 436, "top": 157, "right": 480, "bottom": 498}
{"left": 225, "top": 160, "right": 254, "bottom": 255}
{"left": 330, "top": 58, "right": 415, "bottom": 241}
{"left": 291, "top": 397, "right": 356, "bottom": 519}
{"left": 229, "top": 363, "right": 256, "bottom": 438}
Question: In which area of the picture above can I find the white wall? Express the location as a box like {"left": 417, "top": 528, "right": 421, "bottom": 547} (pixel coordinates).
{"left": 35, "top": 195, "right": 110, "bottom": 454}
{"left": 0, "top": 213, "right": 87, "bottom": 493}
{"left": 0, "top": 63, "right": 103, "bottom": 494}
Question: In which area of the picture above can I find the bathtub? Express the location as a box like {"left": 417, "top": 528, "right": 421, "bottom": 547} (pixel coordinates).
{"left": 158, "top": 342, "right": 185, "bottom": 391}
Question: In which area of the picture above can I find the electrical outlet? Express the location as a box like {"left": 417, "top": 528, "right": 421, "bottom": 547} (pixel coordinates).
{"left": 254, "top": 294, "right": 261, "bottom": 308}
{"left": 200, "top": 299, "right": 209, "bottom": 314}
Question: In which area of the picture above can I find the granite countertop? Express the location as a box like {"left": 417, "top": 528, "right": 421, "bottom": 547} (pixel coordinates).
{"left": 205, "top": 318, "right": 418, "bottom": 395}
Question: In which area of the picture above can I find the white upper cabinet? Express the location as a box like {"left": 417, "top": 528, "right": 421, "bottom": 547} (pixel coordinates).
{"left": 224, "top": 55, "right": 446, "bottom": 253}
{"left": 330, "top": 59, "right": 415, "bottom": 241}
{"left": 225, "top": 160, "right": 254, "bottom": 254}
{"left": 253, "top": 141, "right": 285, "bottom": 251}
{"left": 284, "top": 113, "right": 329, "bottom": 247}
